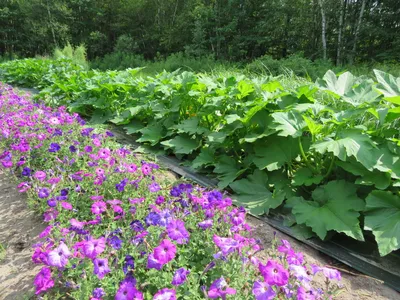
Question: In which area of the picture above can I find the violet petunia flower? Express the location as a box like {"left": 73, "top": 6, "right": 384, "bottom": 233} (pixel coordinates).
{"left": 48, "top": 143, "right": 61, "bottom": 152}
{"left": 171, "top": 268, "right": 190, "bottom": 286}
{"left": 83, "top": 237, "right": 106, "bottom": 259}
{"left": 208, "top": 277, "right": 236, "bottom": 299}
{"left": 47, "top": 243, "right": 71, "bottom": 268}
{"left": 213, "top": 235, "right": 240, "bottom": 256}
{"left": 153, "top": 288, "right": 176, "bottom": 300}
{"left": 167, "top": 219, "right": 190, "bottom": 244}
{"left": 252, "top": 281, "right": 276, "bottom": 300}
{"left": 93, "top": 258, "right": 111, "bottom": 279}
{"left": 38, "top": 187, "right": 50, "bottom": 199}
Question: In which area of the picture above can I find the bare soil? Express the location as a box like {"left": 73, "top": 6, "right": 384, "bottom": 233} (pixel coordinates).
{"left": 0, "top": 170, "right": 45, "bottom": 300}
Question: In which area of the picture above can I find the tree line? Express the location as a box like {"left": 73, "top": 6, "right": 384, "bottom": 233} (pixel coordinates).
{"left": 1, "top": 0, "right": 399, "bottom": 65}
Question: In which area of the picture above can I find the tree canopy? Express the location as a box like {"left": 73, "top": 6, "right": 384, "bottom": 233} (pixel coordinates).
{"left": 1, "top": 0, "right": 399, "bottom": 64}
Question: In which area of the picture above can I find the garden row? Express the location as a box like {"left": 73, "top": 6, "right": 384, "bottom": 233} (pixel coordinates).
{"left": 0, "top": 84, "right": 342, "bottom": 299}
{"left": 1, "top": 59, "right": 400, "bottom": 257}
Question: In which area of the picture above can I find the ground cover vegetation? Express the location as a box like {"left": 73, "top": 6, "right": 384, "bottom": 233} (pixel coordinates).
{"left": 1, "top": 58, "right": 400, "bottom": 258}
{"left": 0, "top": 84, "right": 344, "bottom": 299}
{"left": 1, "top": 0, "right": 400, "bottom": 77}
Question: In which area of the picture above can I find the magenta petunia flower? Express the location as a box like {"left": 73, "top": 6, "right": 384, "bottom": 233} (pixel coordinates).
{"left": 171, "top": 268, "right": 190, "bottom": 286}
{"left": 91, "top": 201, "right": 107, "bottom": 214}
{"left": 83, "top": 237, "right": 106, "bottom": 259}
{"left": 47, "top": 243, "right": 71, "bottom": 268}
{"left": 213, "top": 235, "right": 240, "bottom": 256}
{"left": 167, "top": 219, "right": 190, "bottom": 244}
{"left": 322, "top": 267, "right": 341, "bottom": 281}
{"left": 287, "top": 251, "right": 304, "bottom": 265}
{"left": 153, "top": 288, "right": 176, "bottom": 300}
{"left": 277, "top": 239, "right": 292, "bottom": 255}
{"left": 153, "top": 239, "right": 177, "bottom": 265}
{"left": 98, "top": 148, "right": 110, "bottom": 159}
{"left": 61, "top": 201, "right": 73, "bottom": 210}
{"left": 39, "top": 225, "right": 52, "bottom": 238}
{"left": 70, "top": 218, "right": 85, "bottom": 229}
{"left": 34, "top": 171, "right": 47, "bottom": 181}
{"left": 252, "top": 281, "right": 276, "bottom": 300}
{"left": 93, "top": 258, "right": 111, "bottom": 279}
{"left": 34, "top": 267, "right": 54, "bottom": 295}
{"left": 127, "top": 163, "right": 137, "bottom": 173}
{"left": 259, "top": 260, "right": 289, "bottom": 286}
{"left": 208, "top": 277, "right": 236, "bottom": 299}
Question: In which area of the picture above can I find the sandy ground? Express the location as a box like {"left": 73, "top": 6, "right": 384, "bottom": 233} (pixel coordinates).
{"left": 0, "top": 162, "right": 398, "bottom": 299}
{"left": 0, "top": 170, "right": 45, "bottom": 300}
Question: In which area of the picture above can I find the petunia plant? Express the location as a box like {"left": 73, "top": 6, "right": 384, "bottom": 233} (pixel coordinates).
{"left": 0, "top": 83, "right": 342, "bottom": 299}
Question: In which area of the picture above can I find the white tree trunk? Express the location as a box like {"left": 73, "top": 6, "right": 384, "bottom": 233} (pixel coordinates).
{"left": 336, "top": 0, "right": 346, "bottom": 65}
{"left": 318, "top": 0, "right": 327, "bottom": 60}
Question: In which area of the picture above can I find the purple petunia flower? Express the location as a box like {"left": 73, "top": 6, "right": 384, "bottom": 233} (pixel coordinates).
{"left": 123, "top": 255, "right": 135, "bottom": 274}
{"left": 38, "top": 188, "right": 50, "bottom": 199}
{"left": 34, "top": 267, "right": 54, "bottom": 295}
{"left": 93, "top": 258, "right": 111, "bottom": 279}
{"left": 213, "top": 235, "right": 240, "bottom": 256}
{"left": 83, "top": 237, "right": 106, "bottom": 259}
{"left": 148, "top": 182, "right": 161, "bottom": 193}
{"left": 158, "top": 210, "right": 172, "bottom": 227}
{"left": 92, "top": 287, "right": 105, "bottom": 298}
{"left": 98, "top": 148, "right": 110, "bottom": 159}
{"left": 48, "top": 143, "right": 61, "bottom": 153}
{"left": 47, "top": 243, "right": 71, "bottom": 268}
{"left": 145, "top": 212, "right": 161, "bottom": 226}
{"left": 47, "top": 198, "right": 57, "bottom": 207}
{"left": 22, "top": 167, "right": 32, "bottom": 176}
{"left": 259, "top": 260, "right": 289, "bottom": 286}
{"left": 130, "top": 220, "right": 144, "bottom": 232}
{"left": 198, "top": 219, "right": 213, "bottom": 230}
{"left": 108, "top": 235, "right": 123, "bottom": 250}
{"left": 208, "top": 277, "right": 236, "bottom": 299}
{"left": 171, "top": 268, "right": 190, "bottom": 286}
{"left": 153, "top": 288, "right": 176, "bottom": 300}
{"left": 252, "top": 281, "right": 276, "bottom": 300}
{"left": 115, "top": 280, "right": 141, "bottom": 300}
{"left": 167, "top": 219, "right": 190, "bottom": 244}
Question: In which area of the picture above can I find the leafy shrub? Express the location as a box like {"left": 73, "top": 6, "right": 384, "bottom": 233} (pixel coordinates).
{"left": 53, "top": 43, "right": 89, "bottom": 69}
{"left": 0, "top": 84, "right": 343, "bottom": 299}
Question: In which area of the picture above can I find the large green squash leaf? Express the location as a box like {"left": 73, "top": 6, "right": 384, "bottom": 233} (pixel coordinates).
{"left": 191, "top": 148, "right": 215, "bottom": 169}
{"left": 161, "top": 135, "right": 200, "bottom": 154}
{"left": 317, "top": 70, "right": 355, "bottom": 96}
{"left": 311, "top": 130, "right": 376, "bottom": 170}
{"left": 269, "top": 111, "right": 306, "bottom": 138}
{"left": 374, "top": 69, "right": 400, "bottom": 105}
{"left": 364, "top": 191, "right": 400, "bottom": 256}
{"left": 213, "top": 156, "right": 245, "bottom": 188}
{"left": 230, "top": 170, "right": 284, "bottom": 215}
{"left": 137, "top": 124, "right": 165, "bottom": 146}
{"left": 288, "top": 180, "right": 365, "bottom": 241}
{"left": 253, "top": 135, "right": 300, "bottom": 171}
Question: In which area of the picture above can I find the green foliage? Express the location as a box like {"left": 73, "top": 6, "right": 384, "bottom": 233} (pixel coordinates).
{"left": 2, "top": 58, "right": 400, "bottom": 256}
{"left": 53, "top": 43, "right": 88, "bottom": 69}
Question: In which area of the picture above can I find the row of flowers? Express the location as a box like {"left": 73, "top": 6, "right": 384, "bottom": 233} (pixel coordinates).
{"left": 0, "top": 83, "right": 342, "bottom": 299}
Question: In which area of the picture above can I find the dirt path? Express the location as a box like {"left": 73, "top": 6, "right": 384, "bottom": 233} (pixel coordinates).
{"left": 0, "top": 170, "right": 45, "bottom": 300}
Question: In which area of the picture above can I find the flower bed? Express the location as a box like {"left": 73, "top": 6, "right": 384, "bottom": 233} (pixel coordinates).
{"left": 0, "top": 83, "right": 342, "bottom": 299}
